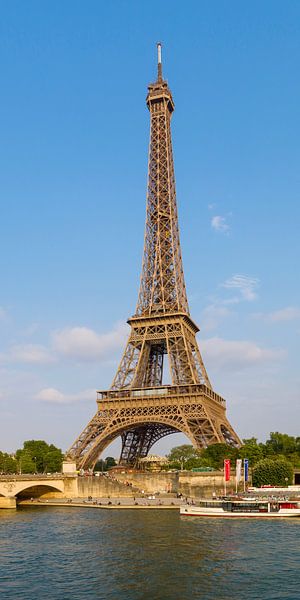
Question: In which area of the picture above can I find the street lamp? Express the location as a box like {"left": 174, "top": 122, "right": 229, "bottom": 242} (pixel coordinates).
{"left": 33, "top": 457, "right": 37, "bottom": 474}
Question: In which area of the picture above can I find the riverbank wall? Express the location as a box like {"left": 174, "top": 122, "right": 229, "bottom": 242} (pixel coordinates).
{"left": 105, "top": 471, "right": 236, "bottom": 498}
{"left": 75, "top": 471, "right": 237, "bottom": 499}
{"left": 77, "top": 476, "right": 137, "bottom": 498}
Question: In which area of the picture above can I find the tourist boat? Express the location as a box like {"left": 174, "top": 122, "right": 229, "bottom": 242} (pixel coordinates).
{"left": 180, "top": 498, "right": 300, "bottom": 518}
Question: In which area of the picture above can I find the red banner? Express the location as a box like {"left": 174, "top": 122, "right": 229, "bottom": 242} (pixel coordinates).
{"left": 224, "top": 459, "right": 231, "bottom": 482}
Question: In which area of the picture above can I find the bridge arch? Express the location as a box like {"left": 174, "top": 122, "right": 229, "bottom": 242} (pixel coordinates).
{"left": 16, "top": 482, "right": 64, "bottom": 500}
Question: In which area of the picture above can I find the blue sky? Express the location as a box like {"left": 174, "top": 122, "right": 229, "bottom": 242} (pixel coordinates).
{"left": 1, "top": 1, "right": 300, "bottom": 456}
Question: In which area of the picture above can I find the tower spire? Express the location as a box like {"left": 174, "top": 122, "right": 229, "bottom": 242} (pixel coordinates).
{"left": 157, "top": 41, "right": 162, "bottom": 81}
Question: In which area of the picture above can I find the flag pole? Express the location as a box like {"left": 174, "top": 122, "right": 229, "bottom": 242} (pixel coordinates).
{"left": 243, "top": 458, "right": 249, "bottom": 493}
{"left": 235, "top": 459, "right": 242, "bottom": 495}
{"left": 224, "top": 459, "right": 230, "bottom": 497}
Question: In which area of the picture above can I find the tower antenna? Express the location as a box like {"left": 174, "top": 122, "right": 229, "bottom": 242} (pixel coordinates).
{"left": 157, "top": 42, "right": 162, "bottom": 81}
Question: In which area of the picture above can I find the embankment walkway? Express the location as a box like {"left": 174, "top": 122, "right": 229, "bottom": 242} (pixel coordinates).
{"left": 19, "top": 496, "right": 182, "bottom": 510}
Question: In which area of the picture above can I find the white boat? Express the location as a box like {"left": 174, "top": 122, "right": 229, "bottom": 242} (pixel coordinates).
{"left": 180, "top": 498, "right": 300, "bottom": 518}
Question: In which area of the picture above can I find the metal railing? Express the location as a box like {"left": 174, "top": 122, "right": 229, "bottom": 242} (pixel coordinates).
{"left": 97, "top": 384, "right": 225, "bottom": 406}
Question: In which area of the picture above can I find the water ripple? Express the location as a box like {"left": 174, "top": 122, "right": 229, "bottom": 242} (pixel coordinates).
{"left": 1, "top": 508, "right": 300, "bottom": 599}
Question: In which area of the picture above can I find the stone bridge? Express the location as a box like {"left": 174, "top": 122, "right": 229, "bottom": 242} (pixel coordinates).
{"left": 0, "top": 473, "right": 78, "bottom": 509}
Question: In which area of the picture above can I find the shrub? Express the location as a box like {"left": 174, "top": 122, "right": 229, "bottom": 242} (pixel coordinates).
{"left": 252, "top": 457, "right": 293, "bottom": 487}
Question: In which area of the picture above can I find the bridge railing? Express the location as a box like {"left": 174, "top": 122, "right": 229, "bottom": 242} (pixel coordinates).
{"left": 0, "top": 473, "right": 74, "bottom": 480}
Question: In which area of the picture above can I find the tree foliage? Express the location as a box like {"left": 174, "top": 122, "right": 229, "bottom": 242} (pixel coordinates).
{"left": 238, "top": 438, "right": 265, "bottom": 466}
{"left": 0, "top": 451, "right": 18, "bottom": 474}
{"left": 167, "top": 444, "right": 200, "bottom": 468}
{"left": 94, "top": 456, "right": 117, "bottom": 471}
{"left": 165, "top": 432, "right": 300, "bottom": 472}
{"left": 265, "top": 432, "right": 300, "bottom": 459}
{"left": 15, "top": 440, "right": 63, "bottom": 473}
{"left": 201, "top": 443, "right": 239, "bottom": 470}
{"left": 252, "top": 457, "right": 294, "bottom": 487}
{"left": 166, "top": 444, "right": 209, "bottom": 470}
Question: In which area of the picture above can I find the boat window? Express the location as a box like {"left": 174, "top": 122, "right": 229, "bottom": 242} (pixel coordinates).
{"left": 197, "top": 501, "right": 224, "bottom": 508}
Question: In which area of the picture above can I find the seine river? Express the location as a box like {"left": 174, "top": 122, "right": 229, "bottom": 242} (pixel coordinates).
{"left": 1, "top": 507, "right": 300, "bottom": 599}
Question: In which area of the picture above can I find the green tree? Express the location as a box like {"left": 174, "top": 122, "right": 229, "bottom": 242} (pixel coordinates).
{"left": 238, "top": 438, "right": 265, "bottom": 466}
{"left": 105, "top": 456, "right": 117, "bottom": 470}
{"left": 94, "top": 456, "right": 117, "bottom": 472}
{"left": 16, "top": 450, "right": 36, "bottom": 474}
{"left": 43, "top": 447, "right": 64, "bottom": 472}
{"left": 252, "top": 457, "right": 294, "bottom": 487}
{"left": 265, "top": 432, "right": 297, "bottom": 456}
{"left": 167, "top": 445, "right": 200, "bottom": 469}
{"left": 285, "top": 452, "right": 300, "bottom": 468}
{"left": 0, "top": 451, "right": 18, "bottom": 474}
{"left": 16, "top": 440, "right": 63, "bottom": 473}
{"left": 201, "top": 443, "right": 239, "bottom": 470}
{"left": 94, "top": 459, "right": 105, "bottom": 472}
{"left": 184, "top": 457, "right": 206, "bottom": 470}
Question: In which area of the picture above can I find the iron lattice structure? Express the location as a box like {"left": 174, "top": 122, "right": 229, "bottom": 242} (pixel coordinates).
{"left": 67, "top": 45, "right": 240, "bottom": 469}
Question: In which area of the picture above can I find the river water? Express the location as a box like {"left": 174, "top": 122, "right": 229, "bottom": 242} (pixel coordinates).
{"left": 1, "top": 507, "right": 300, "bottom": 600}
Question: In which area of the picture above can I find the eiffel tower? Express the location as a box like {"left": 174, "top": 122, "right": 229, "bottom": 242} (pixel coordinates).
{"left": 66, "top": 44, "right": 240, "bottom": 469}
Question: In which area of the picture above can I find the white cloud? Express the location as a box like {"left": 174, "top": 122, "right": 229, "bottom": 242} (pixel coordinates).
{"left": 222, "top": 274, "right": 259, "bottom": 302}
{"left": 0, "top": 322, "right": 128, "bottom": 366}
{"left": 201, "top": 304, "right": 231, "bottom": 331}
{"left": 211, "top": 215, "right": 230, "bottom": 233}
{"left": 36, "top": 387, "right": 95, "bottom": 404}
{"left": 198, "top": 275, "right": 260, "bottom": 331}
{"left": 21, "top": 323, "right": 40, "bottom": 337}
{"left": 4, "top": 344, "right": 55, "bottom": 364}
{"left": 261, "top": 307, "right": 300, "bottom": 323}
{"left": 0, "top": 306, "right": 7, "bottom": 321}
{"left": 201, "top": 336, "right": 285, "bottom": 371}
{"left": 52, "top": 322, "right": 128, "bottom": 361}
